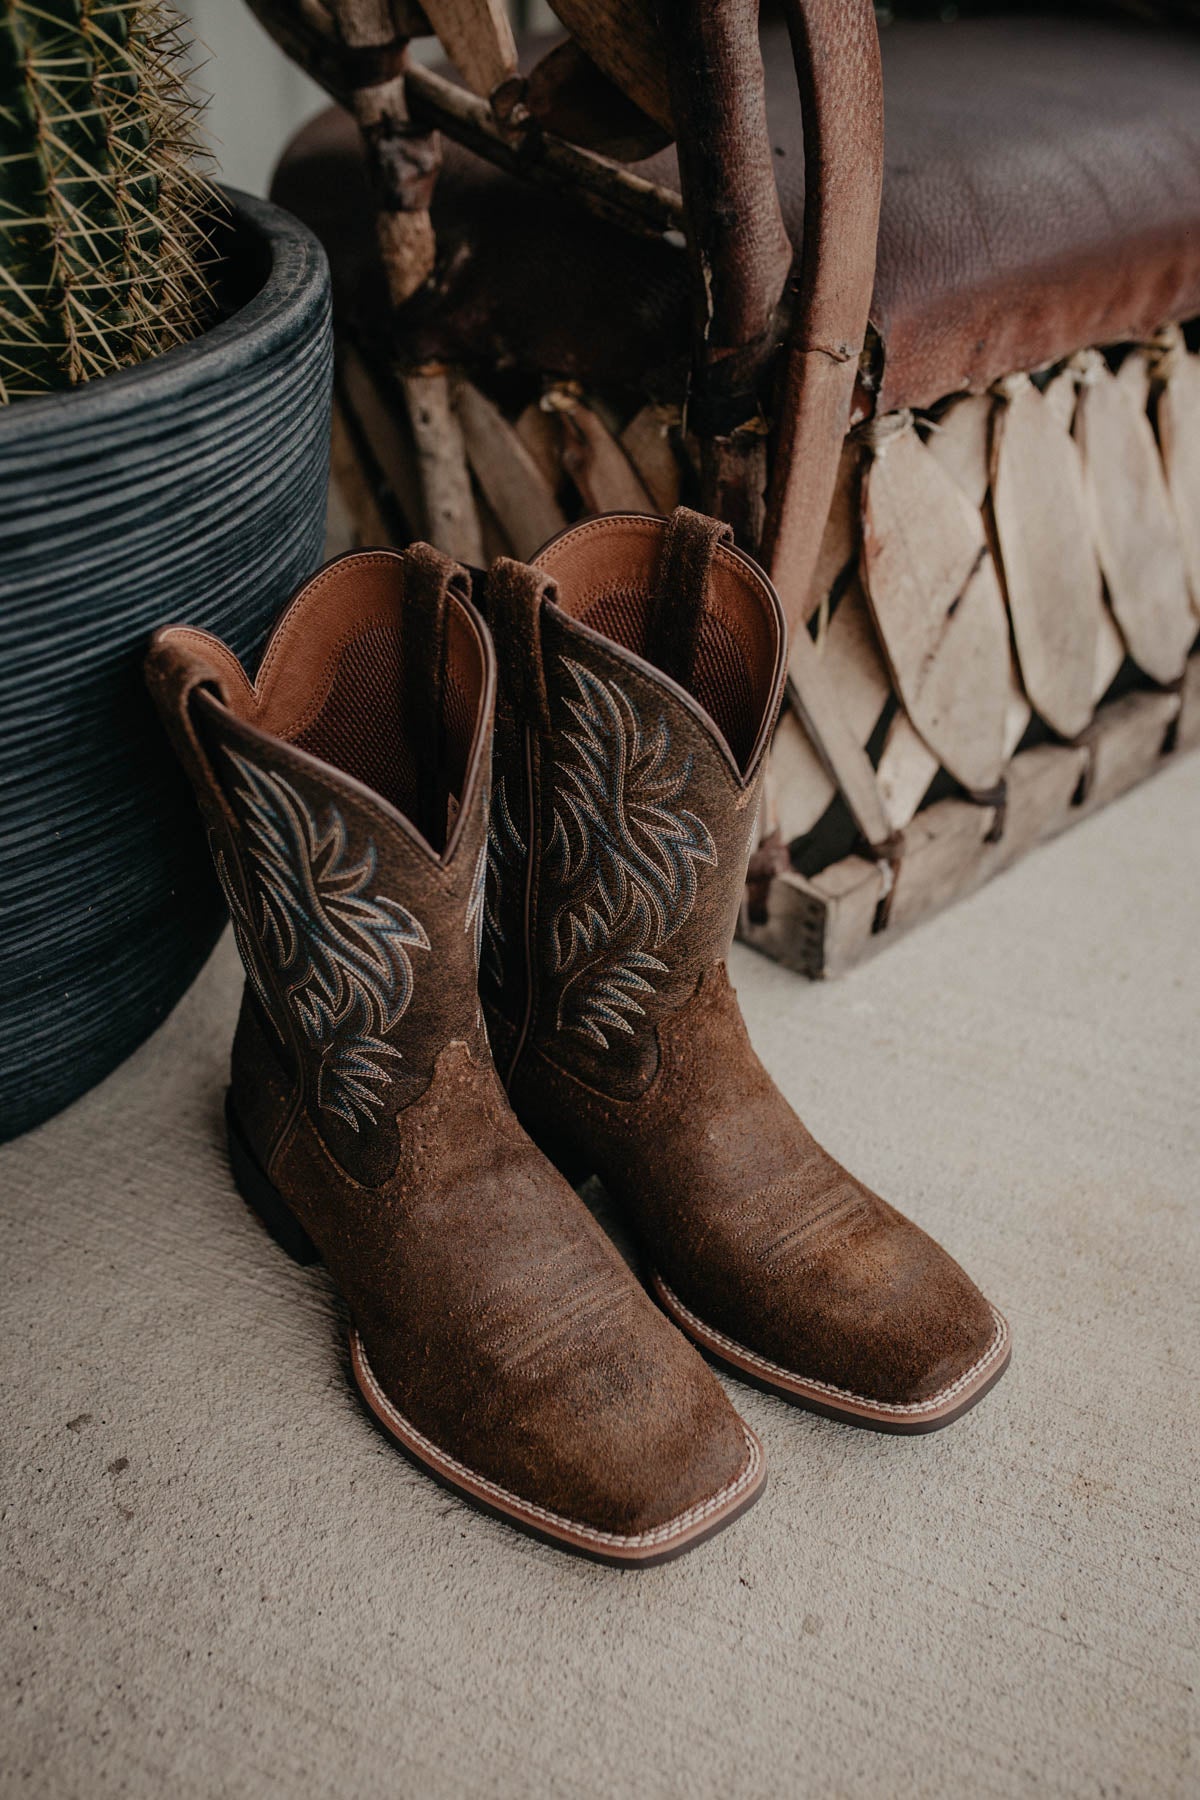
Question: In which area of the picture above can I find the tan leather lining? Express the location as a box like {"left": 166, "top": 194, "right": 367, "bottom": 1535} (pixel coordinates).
{"left": 207, "top": 550, "right": 489, "bottom": 853}
{"left": 533, "top": 514, "right": 783, "bottom": 774}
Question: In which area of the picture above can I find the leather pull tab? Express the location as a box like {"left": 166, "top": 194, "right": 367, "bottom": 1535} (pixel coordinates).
{"left": 647, "top": 506, "right": 734, "bottom": 689}
{"left": 485, "top": 557, "right": 555, "bottom": 736}
{"left": 401, "top": 543, "right": 471, "bottom": 843}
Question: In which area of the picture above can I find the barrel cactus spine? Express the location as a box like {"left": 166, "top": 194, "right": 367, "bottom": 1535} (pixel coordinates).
{"left": 0, "top": 0, "right": 221, "bottom": 402}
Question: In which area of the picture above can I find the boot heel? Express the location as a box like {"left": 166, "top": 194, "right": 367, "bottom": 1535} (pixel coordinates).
{"left": 224, "top": 1093, "right": 320, "bottom": 1266}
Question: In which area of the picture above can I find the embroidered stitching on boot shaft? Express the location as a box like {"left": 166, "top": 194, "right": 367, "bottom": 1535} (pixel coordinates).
{"left": 482, "top": 773, "right": 525, "bottom": 990}
{"left": 220, "top": 749, "right": 429, "bottom": 1131}
{"left": 547, "top": 658, "right": 717, "bottom": 1049}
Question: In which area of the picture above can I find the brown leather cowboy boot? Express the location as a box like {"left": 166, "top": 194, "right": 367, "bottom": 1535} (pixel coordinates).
{"left": 482, "top": 509, "right": 1011, "bottom": 1433}
{"left": 143, "top": 546, "right": 764, "bottom": 1563}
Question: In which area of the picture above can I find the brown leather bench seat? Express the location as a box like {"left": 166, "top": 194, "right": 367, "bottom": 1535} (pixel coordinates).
{"left": 272, "top": 14, "right": 1200, "bottom": 415}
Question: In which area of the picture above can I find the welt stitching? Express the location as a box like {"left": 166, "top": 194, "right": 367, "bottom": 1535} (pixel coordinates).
{"left": 353, "top": 1334, "right": 761, "bottom": 1547}
{"left": 656, "top": 1280, "right": 1010, "bottom": 1415}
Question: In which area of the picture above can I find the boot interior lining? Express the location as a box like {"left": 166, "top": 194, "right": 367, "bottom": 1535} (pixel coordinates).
{"left": 290, "top": 606, "right": 481, "bottom": 853}
{"left": 580, "top": 587, "right": 759, "bottom": 768}
{"left": 534, "top": 520, "right": 781, "bottom": 773}
{"left": 291, "top": 619, "right": 418, "bottom": 819}
{"left": 216, "top": 554, "right": 487, "bottom": 856}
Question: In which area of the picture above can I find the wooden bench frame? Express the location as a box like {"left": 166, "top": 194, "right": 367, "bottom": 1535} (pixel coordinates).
{"left": 250, "top": 0, "right": 1200, "bottom": 974}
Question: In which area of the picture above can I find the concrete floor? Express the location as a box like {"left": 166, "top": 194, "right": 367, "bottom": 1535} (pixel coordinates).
{"left": 2, "top": 754, "right": 1197, "bottom": 1800}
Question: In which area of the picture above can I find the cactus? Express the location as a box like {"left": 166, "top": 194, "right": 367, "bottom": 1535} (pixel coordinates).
{"left": 0, "top": 0, "right": 220, "bottom": 402}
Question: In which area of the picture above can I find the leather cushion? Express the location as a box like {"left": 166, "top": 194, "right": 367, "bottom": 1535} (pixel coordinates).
{"left": 272, "top": 15, "right": 1200, "bottom": 413}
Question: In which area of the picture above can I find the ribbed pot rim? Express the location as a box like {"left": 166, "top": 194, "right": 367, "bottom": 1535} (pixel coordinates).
{"left": 0, "top": 185, "right": 327, "bottom": 447}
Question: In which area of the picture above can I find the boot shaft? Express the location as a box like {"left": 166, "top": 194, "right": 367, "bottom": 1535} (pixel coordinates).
{"left": 482, "top": 510, "right": 787, "bottom": 1097}
{"left": 145, "top": 547, "right": 495, "bottom": 1185}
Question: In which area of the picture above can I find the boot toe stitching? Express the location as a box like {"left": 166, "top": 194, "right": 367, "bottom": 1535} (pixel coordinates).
{"left": 654, "top": 1275, "right": 1011, "bottom": 1419}
{"left": 352, "top": 1329, "right": 764, "bottom": 1550}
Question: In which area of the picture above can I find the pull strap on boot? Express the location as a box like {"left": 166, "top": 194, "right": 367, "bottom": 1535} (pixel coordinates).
{"left": 645, "top": 506, "right": 734, "bottom": 691}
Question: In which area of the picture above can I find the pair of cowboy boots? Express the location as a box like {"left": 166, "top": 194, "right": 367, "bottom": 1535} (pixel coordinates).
{"left": 146, "top": 507, "right": 1010, "bottom": 1567}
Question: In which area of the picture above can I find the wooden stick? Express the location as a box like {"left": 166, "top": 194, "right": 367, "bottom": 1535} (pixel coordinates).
{"left": 761, "top": 0, "right": 884, "bottom": 630}
{"left": 526, "top": 37, "right": 671, "bottom": 163}
{"left": 245, "top": 0, "right": 685, "bottom": 241}
{"left": 327, "top": 0, "right": 439, "bottom": 307}
{"left": 1151, "top": 328, "right": 1200, "bottom": 623}
{"left": 548, "top": 391, "right": 656, "bottom": 514}
{"left": 245, "top": 0, "right": 357, "bottom": 96}
{"left": 329, "top": 393, "right": 397, "bottom": 547}
{"left": 785, "top": 623, "right": 894, "bottom": 855}
{"left": 989, "top": 374, "right": 1103, "bottom": 740}
{"left": 418, "top": 0, "right": 517, "bottom": 101}
{"left": 700, "top": 434, "right": 769, "bottom": 552}
{"left": 767, "top": 707, "right": 833, "bottom": 846}
{"left": 658, "top": 0, "right": 792, "bottom": 544}
{"left": 659, "top": 0, "right": 791, "bottom": 353}
{"left": 457, "top": 381, "right": 566, "bottom": 557}
{"left": 514, "top": 403, "right": 565, "bottom": 491}
{"left": 401, "top": 368, "right": 484, "bottom": 561}
{"left": 545, "top": 0, "right": 673, "bottom": 131}
{"left": 406, "top": 64, "right": 686, "bottom": 240}
{"left": 339, "top": 345, "right": 424, "bottom": 538}
{"left": 875, "top": 711, "right": 939, "bottom": 832}
{"left": 771, "top": 574, "right": 894, "bottom": 846}
{"left": 1075, "top": 351, "right": 1193, "bottom": 684}
{"left": 924, "top": 393, "right": 992, "bottom": 509}
{"left": 860, "top": 415, "right": 1010, "bottom": 793}
{"left": 802, "top": 439, "right": 860, "bottom": 624}
{"left": 620, "top": 405, "right": 684, "bottom": 512}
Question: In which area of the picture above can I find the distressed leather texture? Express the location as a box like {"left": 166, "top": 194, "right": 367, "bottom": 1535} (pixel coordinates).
{"left": 528, "top": 585, "right": 769, "bottom": 1099}
{"left": 271, "top": 16, "right": 1200, "bottom": 414}
{"left": 513, "top": 968, "right": 1002, "bottom": 1409}
{"left": 146, "top": 547, "right": 492, "bottom": 1191}
{"left": 483, "top": 510, "right": 1006, "bottom": 1412}
{"left": 144, "top": 547, "right": 756, "bottom": 1543}
{"left": 479, "top": 513, "right": 785, "bottom": 1104}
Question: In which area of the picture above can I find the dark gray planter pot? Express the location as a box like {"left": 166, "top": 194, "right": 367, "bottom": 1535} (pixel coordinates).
{"left": 0, "top": 188, "right": 333, "bottom": 1142}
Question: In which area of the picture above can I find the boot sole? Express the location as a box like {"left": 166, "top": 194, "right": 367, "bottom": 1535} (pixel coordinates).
{"left": 225, "top": 1097, "right": 766, "bottom": 1565}
{"left": 651, "top": 1271, "right": 1012, "bottom": 1435}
